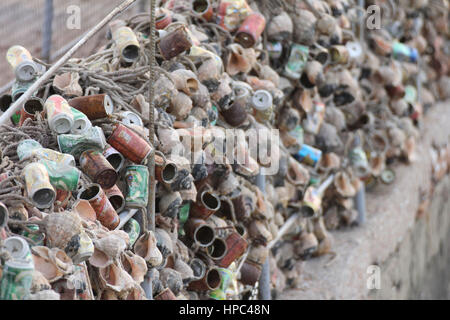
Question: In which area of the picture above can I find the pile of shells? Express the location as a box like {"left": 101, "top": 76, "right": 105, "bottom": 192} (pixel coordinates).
{"left": 0, "top": 0, "right": 449, "bottom": 300}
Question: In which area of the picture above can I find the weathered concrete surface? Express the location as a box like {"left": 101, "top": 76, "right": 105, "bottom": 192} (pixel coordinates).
{"left": 278, "top": 101, "right": 450, "bottom": 300}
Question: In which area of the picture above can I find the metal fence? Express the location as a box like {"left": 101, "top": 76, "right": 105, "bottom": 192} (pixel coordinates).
{"left": 0, "top": 0, "right": 149, "bottom": 89}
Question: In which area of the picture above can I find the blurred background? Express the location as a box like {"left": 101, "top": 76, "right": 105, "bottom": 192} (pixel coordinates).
{"left": 0, "top": 0, "right": 150, "bottom": 89}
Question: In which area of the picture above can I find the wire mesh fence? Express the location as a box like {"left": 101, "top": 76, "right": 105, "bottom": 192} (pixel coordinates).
{"left": 0, "top": 0, "right": 149, "bottom": 88}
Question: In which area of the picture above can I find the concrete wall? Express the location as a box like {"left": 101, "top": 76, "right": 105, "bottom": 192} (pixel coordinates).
{"left": 278, "top": 101, "right": 450, "bottom": 300}
{"left": 372, "top": 175, "right": 450, "bottom": 299}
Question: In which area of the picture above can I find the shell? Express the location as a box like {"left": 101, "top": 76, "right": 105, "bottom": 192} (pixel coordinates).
{"left": 267, "top": 11, "right": 293, "bottom": 40}
{"left": 197, "top": 58, "right": 221, "bottom": 83}
{"left": 30, "top": 270, "right": 51, "bottom": 293}
{"left": 277, "top": 107, "right": 300, "bottom": 132}
{"left": 174, "top": 258, "right": 194, "bottom": 280}
{"left": 159, "top": 191, "right": 182, "bottom": 218}
{"left": 295, "top": 232, "right": 318, "bottom": 259}
{"left": 134, "top": 230, "right": 163, "bottom": 267}
{"left": 125, "top": 284, "right": 147, "bottom": 300}
{"left": 170, "top": 69, "right": 199, "bottom": 96}
{"left": 168, "top": 91, "right": 193, "bottom": 120}
{"left": 121, "top": 250, "right": 148, "bottom": 284}
{"left": 155, "top": 228, "right": 174, "bottom": 258}
{"left": 286, "top": 158, "right": 310, "bottom": 186}
{"left": 73, "top": 200, "right": 97, "bottom": 222}
{"left": 315, "top": 233, "right": 334, "bottom": 256}
{"left": 52, "top": 72, "right": 83, "bottom": 97}
{"left": 319, "top": 152, "right": 341, "bottom": 172}
{"left": 232, "top": 188, "right": 256, "bottom": 221}
{"left": 225, "top": 44, "right": 256, "bottom": 76}
{"left": 312, "top": 217, "right": 328, "bottom": 241}
{"left": 95, "top": 234, "right": 127, "bottom": 260}
{"left": 154, "top": 75, "right": 178, "bottom": 108}
{"left": 369, "top": 153, "right": 386, "bottom": 177}
{"left": 43, "top": 211, "right": 82, "bottom": 250}
{"left": 29, "top": 290, "right": 60, "bottom": 300}
{"left": 159, "top": 268, "right": 183, "bottom": 296}
{"left": 247, "top": 244, "right": 269, "bottom": 265}
{"left": 291, "top": 9, "right": 317, "bottom": 45}
{"left": 98, "top": 262, "right": 135, "bottom": 293}
{"left": 334, "top": 171, "right": 356, "bottom": 198}
{"left": 31, "top": 246, "right": 73, "bottom": 283}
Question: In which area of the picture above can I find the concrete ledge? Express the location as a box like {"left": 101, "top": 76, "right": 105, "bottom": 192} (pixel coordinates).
{"left": 278, "top": 101, "right": 450, "bottom": 300}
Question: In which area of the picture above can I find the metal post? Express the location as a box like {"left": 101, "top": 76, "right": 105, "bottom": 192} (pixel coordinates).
{"left": 358, "top": 0, "right": 365, "bottom": 44}
{"left": 355, "top": 184, "right": 366, "bottom": 225}
{"left": 42, "top": 0, "right": 54, "bottom": 62}
{"left": 256, "top": 168, "right": 271, "bottom": 300}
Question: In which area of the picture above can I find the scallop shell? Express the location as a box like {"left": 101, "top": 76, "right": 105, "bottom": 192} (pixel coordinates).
{"left": 134, "top": 230, "right": 163, "bottom": 267}
{"left": 121, "top": 250, "right": 148, "bottom": 284}
{"left": 43, "top": 211, "right": 82, "bottom": 250}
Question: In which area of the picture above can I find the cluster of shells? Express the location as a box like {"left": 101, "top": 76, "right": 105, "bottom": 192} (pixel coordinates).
{"left": 0, "top": 0, "right": 449, "bottom": 300}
